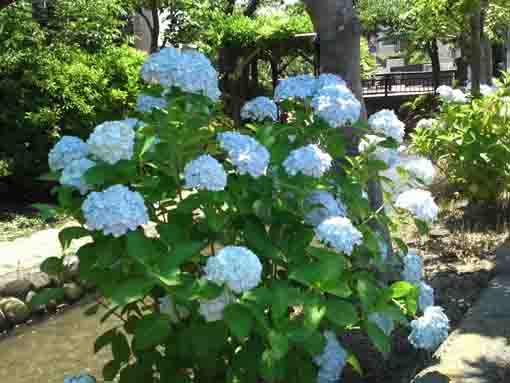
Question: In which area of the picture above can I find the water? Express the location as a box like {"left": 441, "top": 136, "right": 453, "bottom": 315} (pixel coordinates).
{"left": 0, "top": 299, "right": 118, "bottom": 383}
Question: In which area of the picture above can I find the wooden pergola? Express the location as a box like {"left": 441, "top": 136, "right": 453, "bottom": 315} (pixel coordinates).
{"left": 218, "top": 32, "right": 319, "bottom": 124}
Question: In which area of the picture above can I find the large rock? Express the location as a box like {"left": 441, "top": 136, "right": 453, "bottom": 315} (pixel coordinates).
{"left": 1, "top": 297, "right": 30, "bottom": 325}
{"left": 0, "top": 279, "right": 34, "bottom": 300}
{"left": 27, "top": 273, "right": 51, "bottom": 291}
{"left": 64, "top": 282, "right": 84, "bottom": 302}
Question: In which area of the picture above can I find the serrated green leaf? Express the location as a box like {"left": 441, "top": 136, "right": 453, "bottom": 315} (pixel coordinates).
{"left": 325, "top": 299, "right": 359, "bottom": 327}
{"left": 58, "top": 226, "right": 89, "bottom": 250}
{"left": 40, "top": 256, "right": 63, "bottom": 276}
{"left": 223, "top": 304, "right": 254, "bottom": 340}
{"left": 389, "top": 281, "right": 416, "bottom": 298}
{"left": 133, "top": 313, "right": 171, "bottom": 351}
{"left": 268, "top": 331, "right": 289, "bottom": 360}
{"left": 365, "top": 320, "right": 391, "bottom": 357}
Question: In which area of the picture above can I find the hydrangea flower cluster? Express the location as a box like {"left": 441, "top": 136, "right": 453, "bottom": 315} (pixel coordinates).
{"left": 437, "top": 86, "right": 467, "bottom": 103}
{"left": 204, "top": 246, "right": 262, "bottom": 294}
{"left": 136, "top": 94, "right": 167, "bottom": 113}
{"left": 218, "top": 132, "right": 270, "bottom": 178}
{"left": 358, "top": 134, "right": 400, "bottom": 167}
{"left": 315, "top": 216, "right": 363, "bottom": 255}
{"left": 274, "top": 74, "right": 317, "bottom": 102}
{"left": 240, "top": 96, "right": 278, "bottom": 122}
{"left": 198, "top": 289, "right": 235, "bottom": 322}
{"left": 418, "top": 281, "right": 435, "bottom": 311}
{"left": 401, "top": 249, "right": 424, "bottom": 284}
{"left": 395, "top": 189, "right": 439, "bottom": 222}
{"left": 82, "top": 185, "right": 149, "bottom": 237}
{"left": 87, "top": 120, "right": 137, "bottom": 165}
{"left": 60, "top": 158, "right": 96, "bottom": 195}
{"left": 311, "top": 84, "right": 362, "bottom": 128}
{"left": 184, "top": 154, "right": 227, "bottom": 191}
{"left": 140, "top": 47, "right": 221, "bottom": 102}
{"left": 416, "top": 118, "right": 437, "bottom": 130}
{"left": 400, "top": 155, "right": 436, "bottom": 186}
{"left": 283, "top": 144, "right": 332, "bottom": 178}
{"left": 408, "top": 306, "right": 450, "bottom": 350}
{"left": 63, "top": 374, "right": 96, "bottom": 383}
{"left": 304, "top": 190, "right": 347, "bottom": 227}
{"left": 368, "top": 312, "right": 395, "bottom": 336}
{"left": 314, "top": 331, "right": 348, "bottom": 383}
{"left": 368, "top": 109, "right": 405, "bottom": 143}
{"left": 316, "top": 73, "right": 346, "bottom": 89}
{"left": 48, "top": 136, "right": 89, "bottom": 172}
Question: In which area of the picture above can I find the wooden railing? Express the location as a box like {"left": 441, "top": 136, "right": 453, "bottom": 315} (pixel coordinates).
{"left": 362, "top": 70, "right": 456, "bottom": 97}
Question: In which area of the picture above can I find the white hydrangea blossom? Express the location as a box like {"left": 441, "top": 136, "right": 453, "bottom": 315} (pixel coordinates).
{"left": 368, "top": 312, "right": 395, "bottom": 336}
{"left": 198, "top": 289, "right": 235, "bottom": 322}
{"left": 60, "top": 158, "right": 96, "bottom": 195}
{"left": 380, "top": 166, "right": 409, "bottom": 197}
{"left": 218, "top": 132, "right": 270, "bottom": 178}
{"left": 359, "top": 134, "right": 400, "bottom": 167}
{"left": 140, "top": 47, "right": 221, "bottom": 102}
{"left": 418, "top": 281, "right": 435, "bottom": 312}
{"left": 314, "top": 331, "right": 348, "bottom": 383}
{"left": 48, "top": 136, "right": 89, "bottom": 172}
{"left": 304, "top": 191, "right": 347, "bottom": 226}
{"left": 204, "top": 246, "right": 262, "bottom": 294}
{"left": 82, "top": 185, "right": 149, "bottom": 237}
{"left": 450, "top": 89, "right": 467, "bottom": 103}
{"left": 274, "top": 74, "right": 317, "bottom": 102}
{"left": 437, "top": 85, "right": 454, "bottom": 100}
{"left": 401, "top": 156, "right": 436, "bottom": 186}
{"left": 368, "top": 109, "right": 405, "bottom": 143}
{"left": 136, "top": 94, "right": 167, "bottom": 113}
{"left": 159, "top": 296, "right": 179, "bottom": 323}
{"left": 315, "top": 216, "right": 363, "bottom": 255}
{"left": 395, "top": 189, "right": 439, "bottom": 222}
{"left": 416, "top": 118, "right": 437, "bottom": 130}
{"left": 64, "top": 374, "right": 96, "bottom": 383}
{"left": 184, "top": 154, "right": 227, "bottom": 191}
{"left": 311, "top": 84, "right": 362, "bottom": 128}
{"left": 240, "top": 96, "right": 278, "bottom": 122}
{"left": 283, "top": 144, "right": 332, "bottom": 178}
{"left": 408, "top": 306, "right": 449, "bottom": 350}
{"left": 401, "top": 249, "right": 423, "bottom": 284}
{"left": 87, "top": 120, "right": 136, "bottom": 165}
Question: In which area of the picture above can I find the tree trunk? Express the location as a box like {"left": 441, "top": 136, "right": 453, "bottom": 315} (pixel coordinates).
{"left": 456, "top": 33, "right": 470, "bottom": 86}
{"left": 150, "top": 0, "right": 160, "bottom": 53}
{"left": 427, "top": 40, "right": 441, "bottom": 89}
{"left": 480, "top": 3, "right": 492, "bottom": 84}
{"left": 470, "top": 3, "right": 482, "bottom": 96}
{"left": 302, "top": 0, "right": 393, "bottom": 262}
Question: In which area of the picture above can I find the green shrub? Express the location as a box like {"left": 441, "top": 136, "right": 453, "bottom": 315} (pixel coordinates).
{"left": 411, "top": 77, "right": 510, "bottom": 202}
{"left": 0, "top": 2, "right": 145, "bottom": 189}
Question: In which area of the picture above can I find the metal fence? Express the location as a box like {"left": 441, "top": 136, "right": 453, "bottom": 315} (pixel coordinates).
{"left": 362, "top": 70, "right": 456, "bottom": 97}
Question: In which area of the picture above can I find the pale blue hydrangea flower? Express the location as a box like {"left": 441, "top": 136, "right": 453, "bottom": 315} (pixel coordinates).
{"left": 401, "top": 249, "right": 423, "bottom": 284}
{"left": 368, "top": 109, "right": 405, "bottom": 143}
{"left": 416, "top": 118, "right": 437, "bottom": 130}
{"left": 87, "top": 120, "right": 137, "bottom": 165}
{"left": 316, "top": 73, "right": 347, "bottom": 90}
{"left": 437, "top": 85, "right": 454, "bottom": 100}
{"left": 401, "top": 156, "right": 436, "bottom": 186}
{"left": 198, "top": 289, "right": 235, "bottom": 322}
{"left": 368, "top": 312, "right": 395, "bottom": 336}
{"left": 204, "top": 246, "right": 262, "bottom": 294}
{"left": 418, "top": 281, "right": 435, "bottom": 312}
{"left": 395, "top": 189, "right": 439, "bottom": 222}
{"left": 60, "top": 158, "right": 96, "bottom": 195}
{"left": 314, "top": 331, "right": 348, "bottom": 383}
{"left": 305, "top": 191, "right": 347, "bottom": 227}
{"left": 358, "top": 134, "right": 400, "bottom": 167}
{"left": 218, "top": 132, "right": 270, "bottom": 178}
{"left": 450, "top": 89, "right": 467, "bottom": 103}
{"left": 240, "top": 96, "right": 278, "bottom": 122}
{"left": 136, "top": 94, "right": 167, "bottom": 113}
{"left": 82, "top": 185, "right": 149, "bottom": 237}
{"left": 283, "top": 144, "right": 332, "bottom": 178}
{"left": 63, "top": 374, "right": 96, "bottom": 383}
{"left": 183, "top": 154, "right": 227, "bottom": 191}
{"left": 48, "top": 136, "right": 89, "bottom": 172}
{"left": 274, "top": 74, "right": 317, "bottom": 102}
{"left": 311, "top": 84, "right": 361, "bottom": 128}
{"left": 140, "top": 47, "right": 221, "bottom": 102}
{"left": 315, "top": 216, "right": 363, "bottom": 255}
{"left": 408, "top": 306, "right": 449, "bottom": 350}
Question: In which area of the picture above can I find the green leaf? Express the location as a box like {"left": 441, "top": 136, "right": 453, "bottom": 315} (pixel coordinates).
{"left": 365, "top": 320, "right": 391, "bottom": 357}
{"left": 357, "top": 277, "right": 378, "bottom": 311}
{"left": 325, "top": 299, "right": 359, "bottom": 327}
{"left": 268, "top": 331, "right": 289, "bottom": 360}
{"left": 290, "top": 257, "right": 345, "bottom": 291}
{"left": 103, "top": 359, "right": 121, "bottom": 382}
{"left": 244, "top": 220, "right": 282, "bottom": 260}
{"left": 58, "top": 226, "right": 89, "bottom": 250}
{"left": 223, "top": 304, "right": 254, "bottom": 340}
{"left": 104, "top": 277, "right": 154, "bottom": 306}
{"left": 32, "top": 203, "right": 59, "bottom": 220}
{"left": 140, "top": 135, "right": 158, "bottom": 157}
{"left": 389, "top": 281, "right": 416, "bottom": 298}
{"left": 94, "top": 328, "right": 119, "bottom": 354}
{"left": 347, "top": 351, "right": 363, "bottom": 375}
{"left": 112, "top": 332, "right": 131, "bottom": 363}
{"left": 40, "top": 257, "right": 63, "bottom": 276}
{"left": 133, "top": 313, "right": 171, "bottom": 351}
{"left": 260, "top": 349, "right": 286, "bottom": 383}
{"left": 162, "top": 241, "right": 207, "bottom": 271}
{"left": 303, "top": 301, "right": 327, "bottom": 334}
{"left": 126, "top": 230, "right": 156, "bottom": 266}
{"left": 30, "top": 288, "right": 65, "bottom": 307}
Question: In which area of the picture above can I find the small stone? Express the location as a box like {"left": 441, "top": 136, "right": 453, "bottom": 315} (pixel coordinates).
{"left": 0, "top": 309, "right": 8, "bottom": 331}
{"left": 0, "top": 279, "right": 34, "bottom": 300}
{"left": 26, "top": 290, "right": 46, "bottom": 314}
{"left": 1, "top": 297, "right": 30, "bottom": 325}
{"left": 429, "top": 228, "right": 450, "bottom": 238}
{"left": 63, "top": 255, "right": 80, "bottom": 281}
{"left": 64, "top": 283, "right": 84, "bottom": 302}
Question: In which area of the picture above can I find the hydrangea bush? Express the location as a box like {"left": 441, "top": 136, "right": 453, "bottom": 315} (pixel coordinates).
{"left": 413, "top": 75, "right": 510, "bottom": 202}
{"left": 38, "top": 48, "right": 449, "bottom": 383}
